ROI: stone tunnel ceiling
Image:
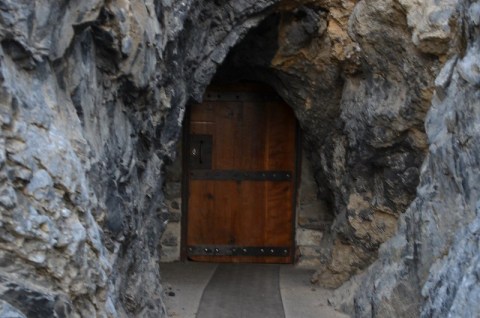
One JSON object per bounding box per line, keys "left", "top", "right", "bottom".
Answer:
{"left": 0, "top": 0, "right": 479, "bottom": 317}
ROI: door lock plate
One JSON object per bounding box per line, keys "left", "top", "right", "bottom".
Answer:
{"left": 189, "top": 134, "right": 212, "bottom": 169}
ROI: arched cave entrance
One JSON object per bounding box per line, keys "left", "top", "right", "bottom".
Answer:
{"left": 161, "top": 2, "right": 428, "bottom": 288}
{"left": 160, "top": 10, "right": 337, "bottom": 268}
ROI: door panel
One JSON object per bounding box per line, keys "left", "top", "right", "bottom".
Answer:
{"left": 186, "top": 87, "right": 297, "bottom": 263}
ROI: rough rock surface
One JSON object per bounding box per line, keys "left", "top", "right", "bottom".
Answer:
{"left": 215, "top": 0, "right": 438, "bottom": 288}
{"left": 0, "top": 0, "right": 478, "bottom": 317}
{"left": 353, "top": 1, "right": 480, "bottom": 316}
{"left": 0, "top": 1, "right": 279, "bottom": 317}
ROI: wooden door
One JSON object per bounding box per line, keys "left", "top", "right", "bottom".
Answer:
{"left": 185, "top": 85, "right": 297, "bottom": 263}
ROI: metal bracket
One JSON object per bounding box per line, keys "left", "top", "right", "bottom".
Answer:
{"left": 187, "top": 245, "right": 290, "bottom": 257}
{"left": 189, "top": 134, "right": 212, "bottom": 169}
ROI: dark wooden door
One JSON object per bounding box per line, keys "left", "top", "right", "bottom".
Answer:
{"left": 185, "top": 85, "right": 297, "bottom": 263}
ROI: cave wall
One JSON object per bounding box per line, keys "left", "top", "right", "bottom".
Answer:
{"left": 213, "top": 0, "right": 442, "bottom": 288}
{"left": 353, "top": 1, "right": 480, "bottom": 316}
{"left": 0, "top": 0, "right": 478, "bottom": 317}
{"left": 0, "top": 1, "right": 279, "bottom": 317}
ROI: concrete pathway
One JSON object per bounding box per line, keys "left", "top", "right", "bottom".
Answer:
{"left": 160, "top": 262, "right": 350, "bottom": 318}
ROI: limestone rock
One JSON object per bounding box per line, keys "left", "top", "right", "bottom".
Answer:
{"left": 352, "top": 1, "right": 480, "bottom": 316}
{"left": 0, "top": 0, "right": 280, "bottom": 316}
{"left": 0, "top": 300, "right": 26, "bottom": 318}
{"left": 215, "top": 0, "right": 439, "bottom": 288}
{"left": 0, "top": 276, "right": 72, "bottom": 318}
{"left": 0, "top": 0, "right": 478, "bottom": 317}
{"left": 399, "top": 0, "right": 461, "bottom": 55}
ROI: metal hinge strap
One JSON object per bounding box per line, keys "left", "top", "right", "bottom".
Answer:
{"left": 190, "top": 170, "right": 292, "bottom": 181}
{"left": 187, "top": 245, "right": 290, "bottom": 257}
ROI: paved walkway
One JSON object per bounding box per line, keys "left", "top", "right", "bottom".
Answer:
{"left": 159, "top": 262, "right": 350, "bottom": 318}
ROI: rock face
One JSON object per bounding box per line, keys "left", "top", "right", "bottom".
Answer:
{"left": 214, "top": 0, "right": 438, "bottom": 288}
{"left": 0, "top": 0, "right": 478, "bottom": 317}
{"left": 0, "top": 1, "right": 279, "bottom": 317}
{"left": 353, "top": 1, "right": 480, "bottom": 316}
